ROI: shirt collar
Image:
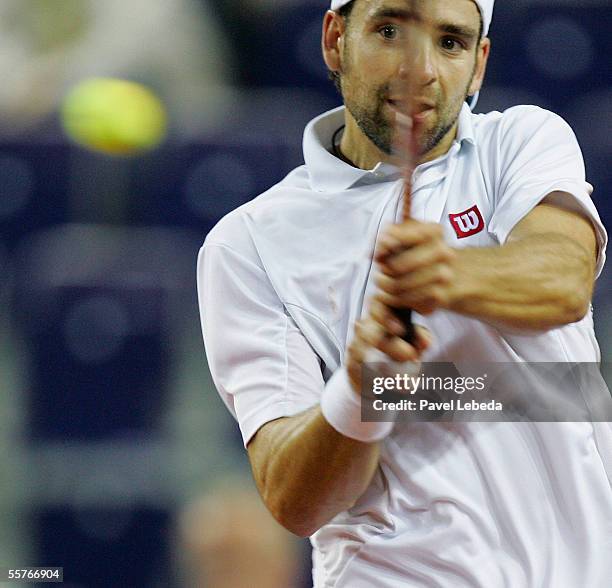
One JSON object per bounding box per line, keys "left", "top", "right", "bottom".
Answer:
{"left": 303, "top": 103, "right": 476, "bottom": 193}
{"left": 456, "top": 101, "right": 476, "bottom": 146}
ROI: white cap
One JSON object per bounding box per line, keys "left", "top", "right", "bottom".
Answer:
{"left": 330, "top": 0, "right": 494, "bottom": 36}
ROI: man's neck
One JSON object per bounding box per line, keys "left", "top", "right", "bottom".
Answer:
{"left": 339, "top": 109, "right": 458, "bottom": 170}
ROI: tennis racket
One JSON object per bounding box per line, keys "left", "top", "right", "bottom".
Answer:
{"left": 393, "top": 116, "right": 419, "bottom": 345}
{"left": 388, "top": 11, "right": 425, "bottom": 345}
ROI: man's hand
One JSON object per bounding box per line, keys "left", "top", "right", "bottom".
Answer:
{"left": 346, "top": 298, "right": 432, "bottom": 392}
{"left": 373, "top": 201, "right": 598, "bottom": 330}
{"left": 374, "top": 220, "right": 458, "bottom": 316}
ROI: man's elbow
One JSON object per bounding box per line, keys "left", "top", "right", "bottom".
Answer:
{"left": 562, "top": 297, "right": 590, "bottom": 325}
{"left": 541, "top": 269, "right": 593, "bottom": 328}
{"left": 514, "top": 290, "right": 591, "bottom": 331}
{"left": 275, "top": 512, "right": 322, "bottom": 538}
{"left": 550, "top": 236, "right": 596, "bottom": 326}
{"left": 249, "top": 438, "right": 328, "bottom": 537}
{"left": 264, "top": 493, "right": 327, "bottom": 538}
{"left": 560, "top": 286, "right": 591, "bottom": 325}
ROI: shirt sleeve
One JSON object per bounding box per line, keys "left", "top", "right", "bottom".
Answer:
{"left": 487, "top": 106, "right": 607, "bottom": 278}
{"left": 197, "top": 242, "right": 324, "bottom": 446}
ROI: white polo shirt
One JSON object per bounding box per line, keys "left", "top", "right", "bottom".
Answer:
{"left": 198, "top": 104, "right": 611, "bottom": 587}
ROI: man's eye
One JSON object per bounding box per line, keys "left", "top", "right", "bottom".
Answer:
{"left": 441, "top": 37, "right": 462, "bottom": 51}
{"left": 379, "top": 25, "right": 399, "bottom": 40}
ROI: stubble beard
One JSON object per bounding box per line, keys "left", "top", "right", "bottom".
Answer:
{"left": 342, "top": 77, "right": 474, "bottom": 158}
{"left": 344, "top": 84, "right": 395, "bottom": 155}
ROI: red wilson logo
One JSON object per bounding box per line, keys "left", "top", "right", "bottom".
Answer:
{"left": 449, "top": 205, "right": 485, "bottom": 238}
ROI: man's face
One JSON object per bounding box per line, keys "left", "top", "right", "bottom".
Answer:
{"left": 336, "top": 0, "right": 487, "bottom": 158}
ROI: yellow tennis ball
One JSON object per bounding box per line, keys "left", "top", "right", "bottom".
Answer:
{"left": 61, "top": 78, "right": 168, "bottom": 155}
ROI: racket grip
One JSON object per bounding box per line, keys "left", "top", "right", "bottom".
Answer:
{"left": 394, "top": 307, "right": 416, "bottom": 344}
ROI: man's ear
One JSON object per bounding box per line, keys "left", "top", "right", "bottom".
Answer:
{"left": 322, "top": 10, "right": 346, "bottom": 73}
{"left": 468, "top": 37, "right": 491, "bottom": 97}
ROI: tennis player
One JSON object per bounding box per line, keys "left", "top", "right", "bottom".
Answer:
{"left": 198, "top": 0, "right": 612, "bottom": 585}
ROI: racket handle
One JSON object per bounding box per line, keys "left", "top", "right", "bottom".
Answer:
{"left": 394, "top": 307, "right": 416, "bottom": 344}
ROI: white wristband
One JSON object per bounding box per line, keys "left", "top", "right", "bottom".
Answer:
{"left": 321, "top": 367, "right": 395, "bottom": 443}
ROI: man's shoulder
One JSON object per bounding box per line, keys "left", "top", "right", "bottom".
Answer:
{"left": 471, "top": 104, "right": 572, "bottom": 142}
{"left": 204, "top": 162, "right": 311, "bottom": 250}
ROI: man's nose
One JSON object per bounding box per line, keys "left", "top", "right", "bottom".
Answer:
{"left": 399, "top": 36, "right": 436, "bottom": 87}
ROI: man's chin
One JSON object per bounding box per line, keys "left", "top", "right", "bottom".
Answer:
{"left": 391, "top": 117, "right": 438, "bottom": 153}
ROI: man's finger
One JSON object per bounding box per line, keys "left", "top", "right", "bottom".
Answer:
{"left": 369, "top": 298, "right": 406, "bottom": 336}
{"left": 375, "top": 287, "right": 451, "bottom": 315}
{"left": 413, "top": 325, "right": 434, "bottom": 351}
{"left": 374, "top": 221, "right": 442, "bottom": 262}
{"left": 376, "top": 264, "right": 454, "bottom": 294}
{"left": 356, "top": 319, "right": 420, "bottom": 362}
{"left": 379, "top": 241, "right": 456, "bottom": 276}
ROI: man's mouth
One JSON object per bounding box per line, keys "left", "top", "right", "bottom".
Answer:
{"left": 387, "top": 99, "right": 435, "bottom": 122}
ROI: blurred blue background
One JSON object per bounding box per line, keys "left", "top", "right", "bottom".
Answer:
{"left": 0, "top": 1, "right": 610, "bottom": 586}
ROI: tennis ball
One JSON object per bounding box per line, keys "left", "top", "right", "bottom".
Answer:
{"left": 61, "top": 78, "right": 168, "bottom": 155}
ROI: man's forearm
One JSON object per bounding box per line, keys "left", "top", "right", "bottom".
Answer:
{"left": 449, "top": 233, "right": 595, "bottom": 330}
{"left": 248, "top": 406, "right": 380, "bottom": 537}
